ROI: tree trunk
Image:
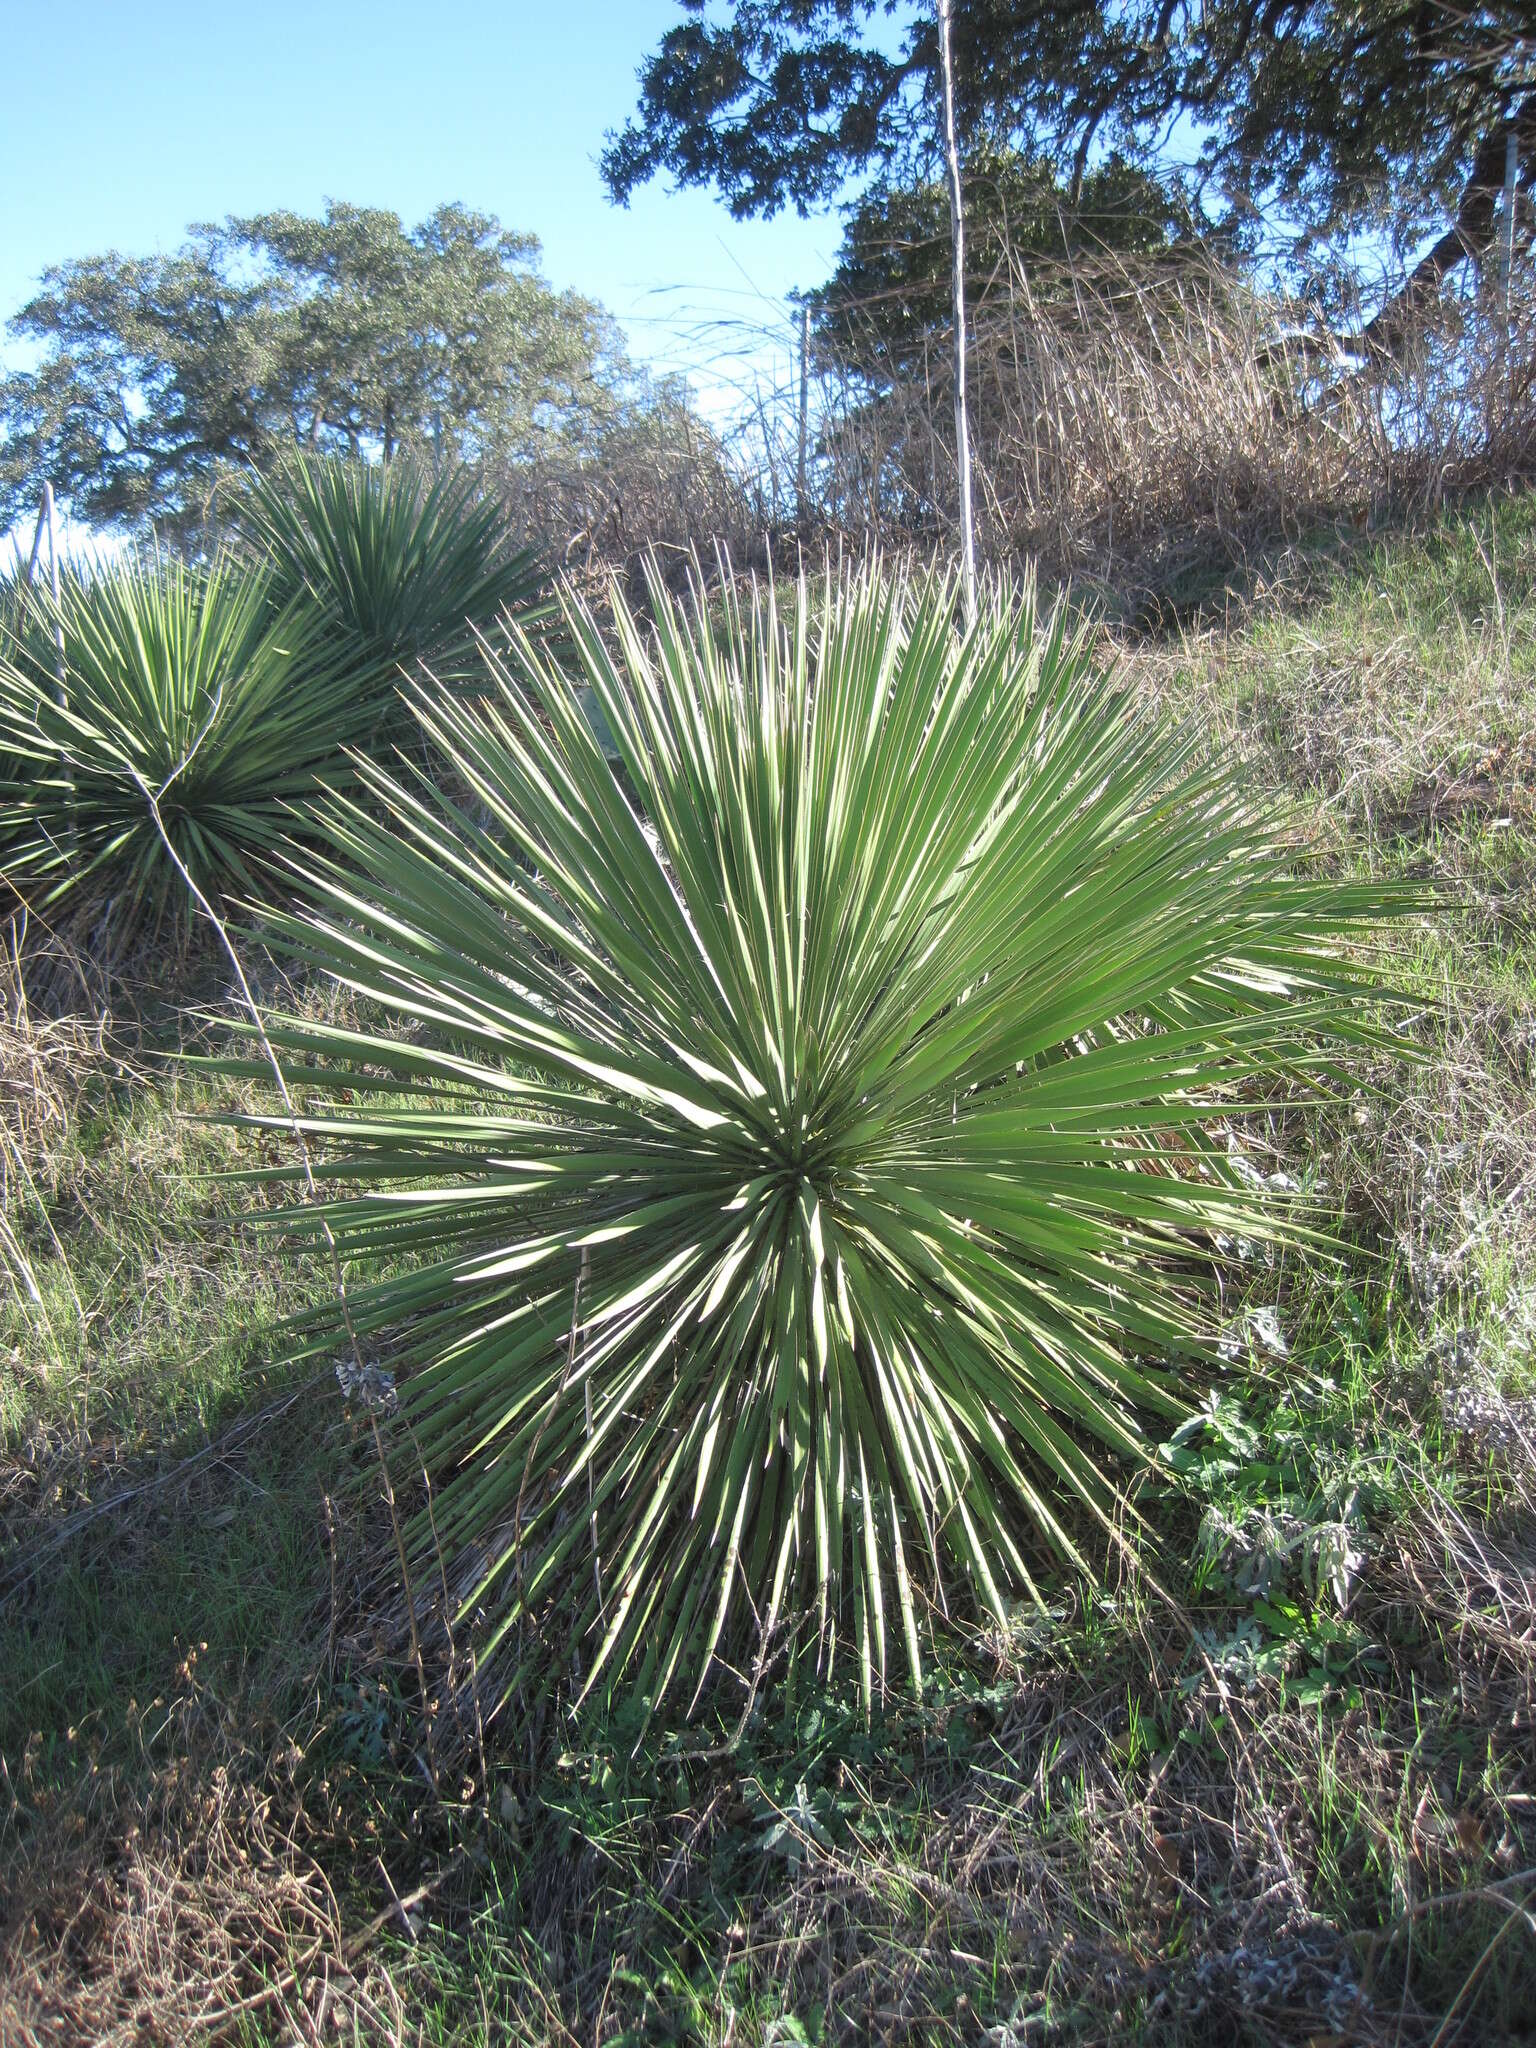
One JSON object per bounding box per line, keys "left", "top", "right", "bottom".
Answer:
{"left": 1359, "top": 96, "right": 1536, "bottom": 358}
{"left": 1502, "top": 125, "right": 1520, "bottom": 311}
{"left": 937, "top": 0, "right": 977, "bottom": 630}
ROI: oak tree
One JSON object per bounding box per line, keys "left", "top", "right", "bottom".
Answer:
{"left": 604, "top": 0, "right": 1536, "bottom": 345}
{"left": 1, "top": 202, "right": 620, "bottom": 533}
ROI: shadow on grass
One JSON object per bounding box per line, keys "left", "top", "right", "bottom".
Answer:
{"left": 3, "top": 1316, "right": 1532, "bottom": 2047}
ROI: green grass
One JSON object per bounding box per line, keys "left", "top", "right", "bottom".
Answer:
{"left": 3, "top": 499, "right": 1535, "bottom": 2046}
{"left": 1189, "top": 490, "right": 1536, "bottom": 818}
{"left": 1, "top": 1079, "right": 304, "bottom": 1446}
{"left": 0, "top": 1064, "right": 343, "bottom": 1782}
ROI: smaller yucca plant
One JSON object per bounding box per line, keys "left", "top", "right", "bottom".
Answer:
{"left": 0, "top": 577, "right": 36, "bottom": 851}
{"left": 229, "top": 564, "right": 1403, "bottom": 1722}
{"left": 251, "top": 456, "right": 550, "bottom": 690}
{"left": 0, "top": 550, "right": 373, "bottom": 945}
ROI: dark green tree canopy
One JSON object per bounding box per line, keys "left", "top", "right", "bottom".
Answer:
{"left": 809, "top": 144, "right": 1209, "bottom": 375}
{"left": 0, "top": 202, "right": 621, "bottom": 534}
{"left": 605, "top": 1, "right": 1536, "bottom": 329}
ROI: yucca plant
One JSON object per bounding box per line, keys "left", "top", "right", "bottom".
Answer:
{"left": 0, "top": 577, "right": 34, "bottom": 852}
{"left": 232, "top": 564, "right": 1402, "bottom": 1720}
{"left": 0, "top": 549, "right": 375, "bottom": 945}
{"left": 251, "top": 455, "right": 550, "bottom": 691}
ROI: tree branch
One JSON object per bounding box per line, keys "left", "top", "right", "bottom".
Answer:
{"left": 1357, "top": 93, "right": 1536, "bottom": 357}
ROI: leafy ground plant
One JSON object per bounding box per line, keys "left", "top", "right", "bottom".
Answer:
{"left": 251, "top": 453, "right": 550, "bottom": 692}
{"left": 227, "top": 562, "right": 1410, "bottom": 1721}
{"left": 0, "top": 549, "right": 375, "bottom": 953}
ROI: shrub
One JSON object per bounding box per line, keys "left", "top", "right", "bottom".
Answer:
{"left": 234, "top": 564, "right": 1403, "bottom": 1718}
{"left": 251, "top": 455, "right": 551, "bottom": 692}
{"left": 0, "top": 549, "right": 373, "bottom": 947}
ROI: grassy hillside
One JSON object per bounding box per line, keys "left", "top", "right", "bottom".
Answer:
{"left": 2, "top": 502, "right": 1533, "bottom": 2046}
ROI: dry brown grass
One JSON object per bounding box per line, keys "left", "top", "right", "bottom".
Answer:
{"left": 705, "top": 246, "right": 1536, "bottom": 618}
{"left": 0, "top": 1377, "right": 447, "bottom": 2048}
{"left": 0, "top": 928, "right": 110, "bottom": 1152}
{"left": 2, "top": 1720, "right": 349, "bottom": 2048}
{"left": 487, "top": 390, "right": 759, "bottom": 602}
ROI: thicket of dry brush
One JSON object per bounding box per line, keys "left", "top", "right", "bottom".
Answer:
{"left": 680, "top": 245, "right": 1536, "bottom": 609}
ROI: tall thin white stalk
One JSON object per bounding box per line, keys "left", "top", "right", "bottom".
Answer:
{"left": 796, "top": 302, "right": 811, "bottom": 530}
{"left": 937, "top": 0, "right": 977, "bottom": 628}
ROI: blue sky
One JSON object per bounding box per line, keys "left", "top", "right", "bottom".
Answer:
{"left": 2, "top": 0, "right": 846, "bottom": 407}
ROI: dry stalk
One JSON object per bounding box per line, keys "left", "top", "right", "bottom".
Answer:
{"left": 123, "top": 760, "right": 461, "bottom": 1790}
